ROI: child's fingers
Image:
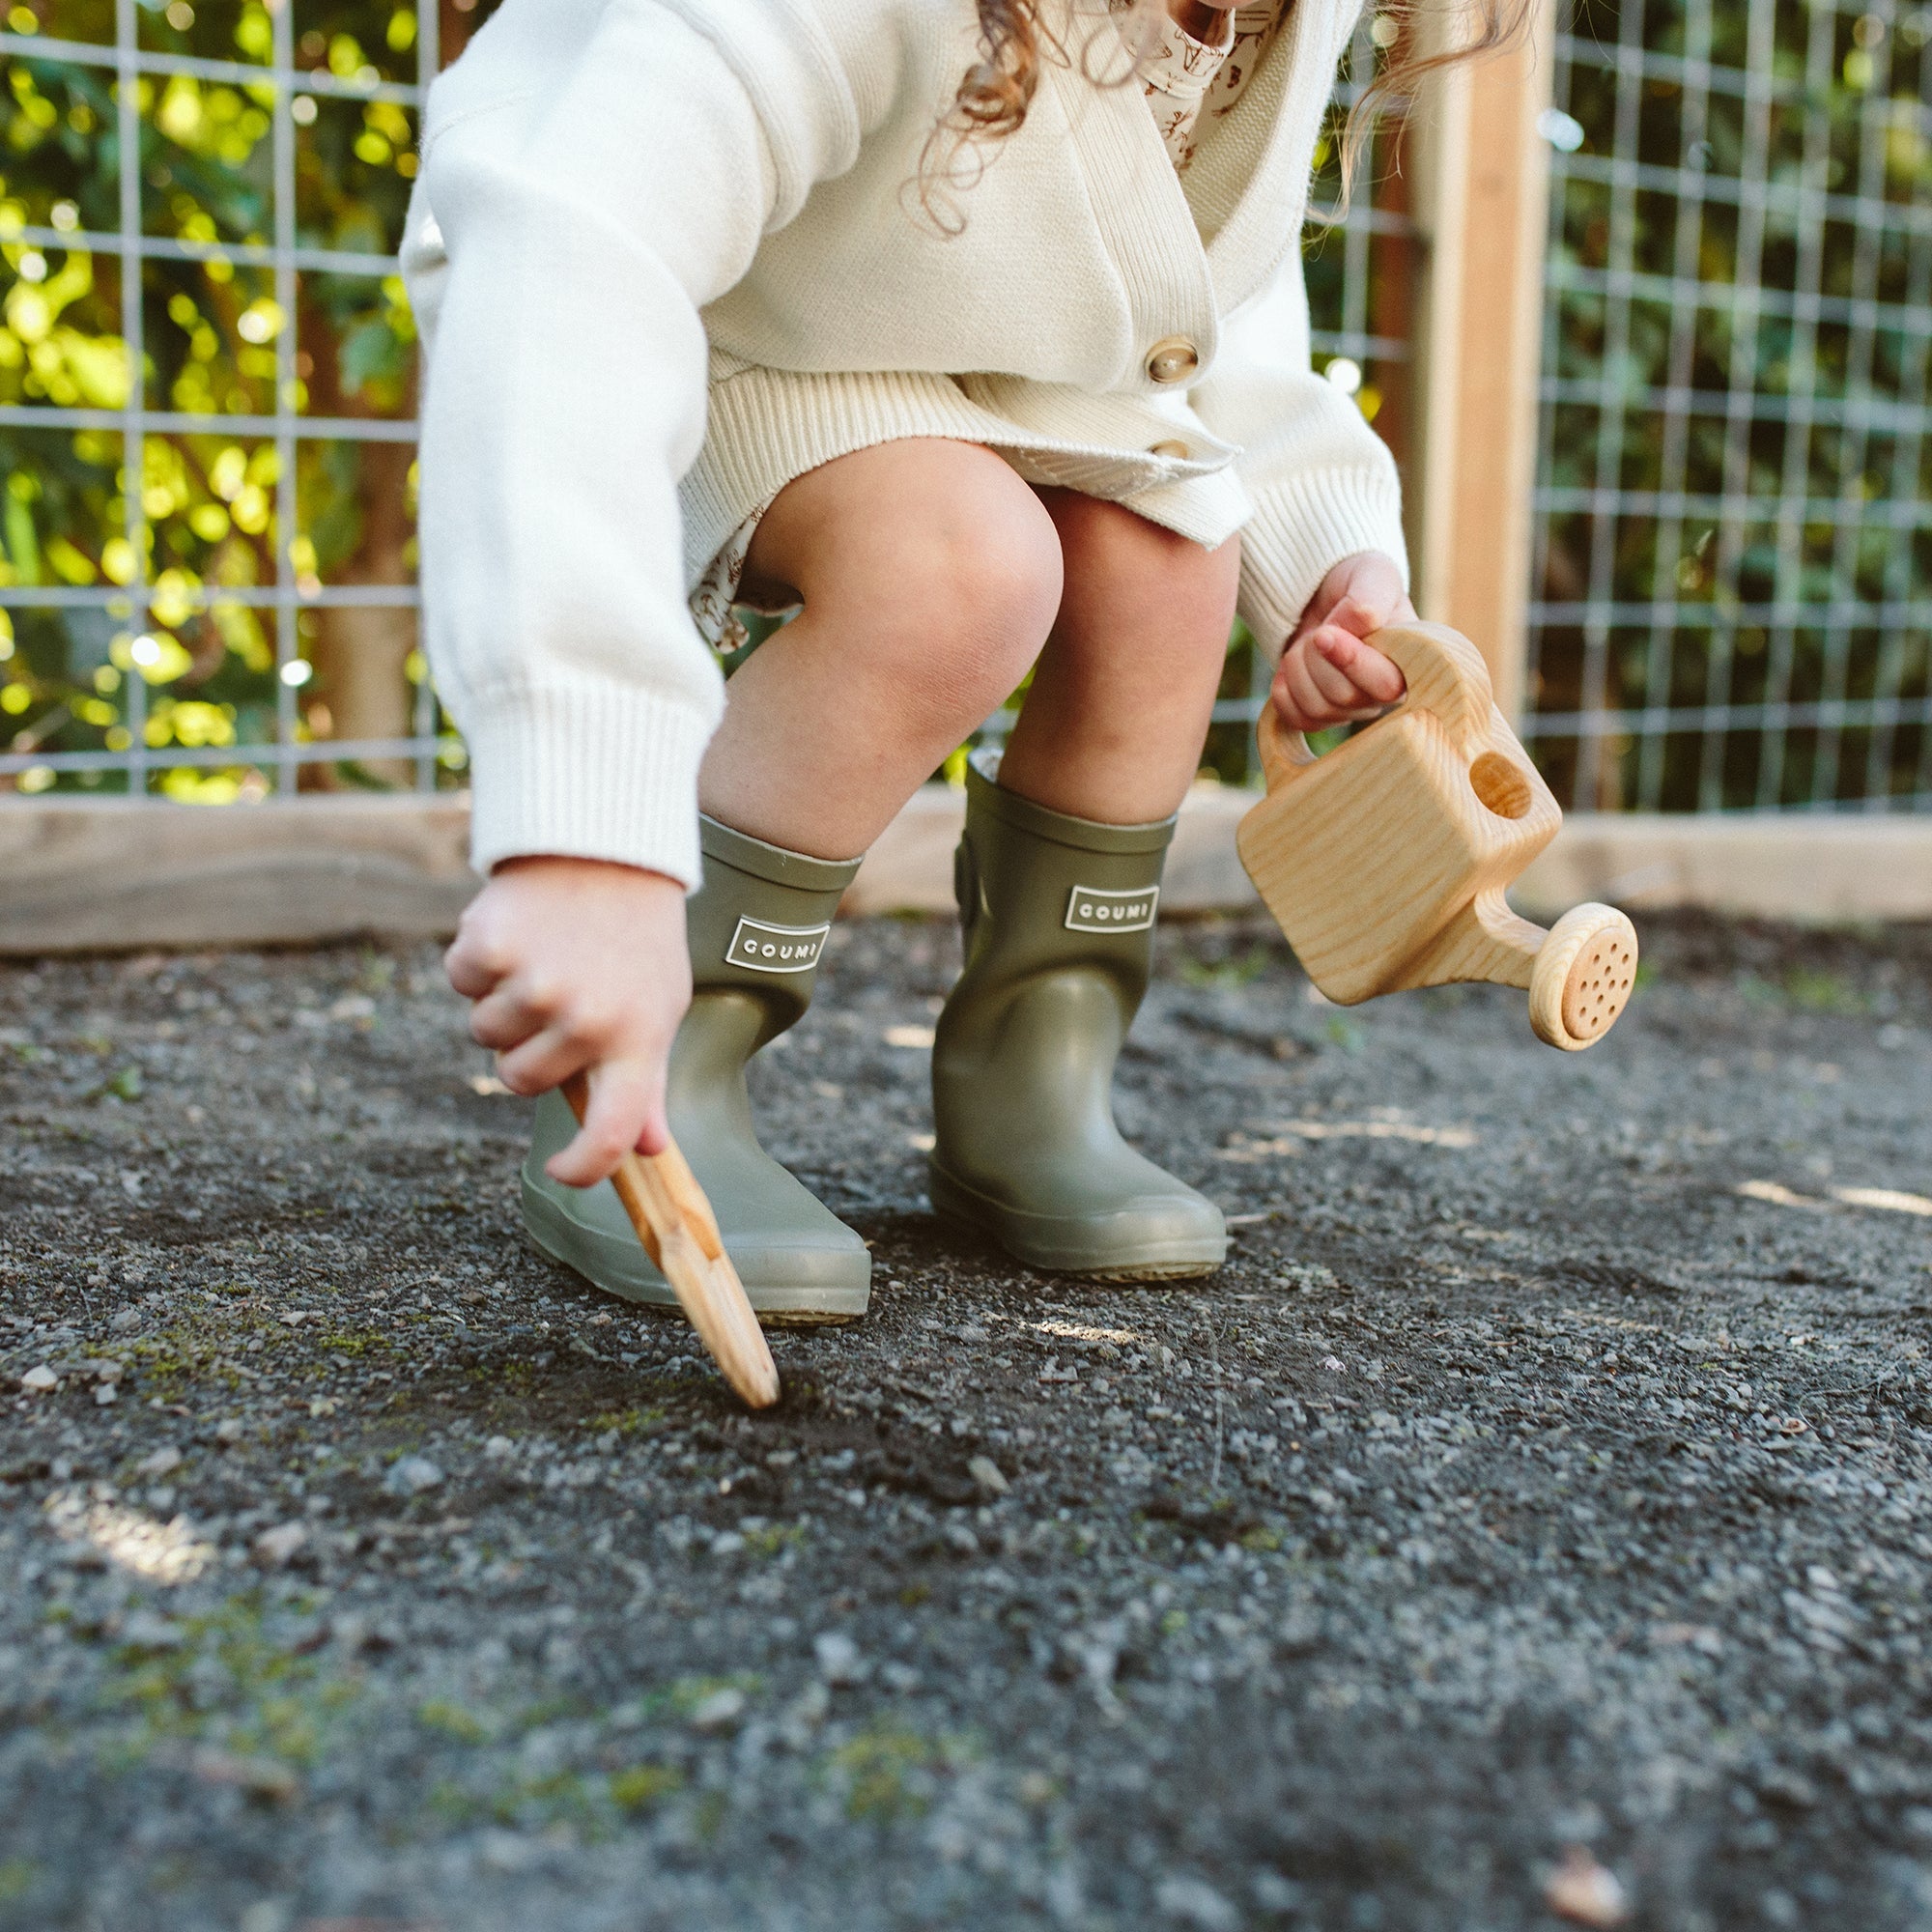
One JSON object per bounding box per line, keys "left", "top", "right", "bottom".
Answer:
{"left": 546, "top": 1058, "right": 669, "bottom": 1186}
{"left": 1321, "top": 594, "right": 1390, "bottom": 640}
{"left": 467, "top": 976, "right": 553, "bottom": 1052}
{"left": 1274, "top": 646, "right": 1378, "bottom": 731}
{"left": 443, "top": 927, "right": 507, "bottom": 1001}
{"left": 493, "top": 1022, "right": 586, "bottom": 1097}
{"left": 1310, "top": 627, "right": 1406, "bottom": 704}
{"left": 1298, "top": 632, "right": 1393, "bottom": 715}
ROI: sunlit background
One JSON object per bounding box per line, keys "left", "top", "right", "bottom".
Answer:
{"left": 0, "top": 0, "right": 1927, "bottom": 811}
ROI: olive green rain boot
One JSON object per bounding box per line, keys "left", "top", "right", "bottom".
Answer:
{"left": 928, "top": 756, "right": 1227, "bottom": 1280}
{"left": 520, "top": 816, "right": 870, "bottom": 1322}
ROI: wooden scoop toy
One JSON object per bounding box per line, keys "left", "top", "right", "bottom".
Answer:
{"left": 560, "top": 1072, "right": 780, "bottom": 1409}
{"left": 1236, "top": 622, "right": 1636, "bottom": 1050}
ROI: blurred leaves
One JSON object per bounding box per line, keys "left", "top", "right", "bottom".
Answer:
{"left": 0, "top": 0, "right": 436, "bottom": 797}
{"left": 1532, "top": 0, "right": 1932, "bottom": 810}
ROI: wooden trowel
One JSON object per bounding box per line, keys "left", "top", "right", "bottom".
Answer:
{"left": 560, "top": 1071, "right": 779, "bottom": 1410}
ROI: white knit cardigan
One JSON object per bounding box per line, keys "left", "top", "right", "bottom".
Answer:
{"left": 403, "top": 0, "right": 1406, "bottom": 888}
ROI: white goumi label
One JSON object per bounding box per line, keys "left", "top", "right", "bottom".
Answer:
{"left": 1064, "top": 884, "right": 1159, "bottom": 934}
{"left": 724, "top": 916, "right": 831, "bottom": 974}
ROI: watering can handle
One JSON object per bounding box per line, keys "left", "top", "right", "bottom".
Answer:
{"left": 1255, "top": 702, "right": 1319, "bottom": 790}
{"left": 1255, "top": 621, "right": 1499, "bottom": 794}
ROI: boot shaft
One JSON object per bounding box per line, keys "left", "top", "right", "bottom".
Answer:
{"left": 668, "top": 816, "right": 862, "bottom": 1123}
{"left": 949, "top": 755, "right": 1177, "bottom": 1021}
{"left": 935, "top": 758, "right": 1176, "bottom": 1149}
{"left": 686, "top": 815, "right": 861, "bottom": 1024}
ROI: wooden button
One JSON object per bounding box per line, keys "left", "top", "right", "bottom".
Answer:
{"left": 1145, "top": 336, "right": 1200, "bottom": 385}
{"left": 1149, "top": 438, "right": 1191, "bottom": 459}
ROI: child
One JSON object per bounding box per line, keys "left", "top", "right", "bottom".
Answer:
{"left": 403, "top": 0, "right": 1487, "bottom": 1321}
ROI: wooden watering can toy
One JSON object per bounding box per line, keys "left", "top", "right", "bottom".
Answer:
{"left": 1236, "top": 622, "right": 1637, "bottom": 1052}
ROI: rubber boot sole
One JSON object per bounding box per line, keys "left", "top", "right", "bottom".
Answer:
{"left": 521, "top": 1171, "right": 870, "bottom": 1325}
{"left": 927, "top": 1159, "right": 1224, "bottom": 1282}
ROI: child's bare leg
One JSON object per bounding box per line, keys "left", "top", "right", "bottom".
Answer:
{"left": 997, "top": 490, "right": 1240, "bottom": 825}
{"left": 698, "top": 439, "right": 1064, "bottom": 857}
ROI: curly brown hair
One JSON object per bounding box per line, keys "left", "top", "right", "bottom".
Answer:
{"left": 914, "top": 0, "right": 1065, "bottom": 232}
{"left": 917, "top": 0, "right": 1537, "bottom": 229}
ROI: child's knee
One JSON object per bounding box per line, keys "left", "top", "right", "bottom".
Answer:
{"left": 927, "top": 468, "right": 1066, "bottom": 657}
{"left": 899, "top": 464, "right": 1063, "bottom": 701}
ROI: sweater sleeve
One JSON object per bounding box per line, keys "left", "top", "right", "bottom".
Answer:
{"left": 1188, "top": 245, "right": 1409, "bottom": 661}
{"left": 404, "top": 0, "right": 862, "bottom": 888}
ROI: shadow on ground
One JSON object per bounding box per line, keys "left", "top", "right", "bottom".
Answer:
{"left": 1, "top": 912, "right": 1930, "bottom": 1931}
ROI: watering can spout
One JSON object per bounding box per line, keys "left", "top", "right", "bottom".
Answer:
{"left": 1236, "top": 623, "right": 1639, "bottom": 1051}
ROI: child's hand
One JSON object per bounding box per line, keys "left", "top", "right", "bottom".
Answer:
{"left": 444, "top": 857, "right": 692, "bottom": 1186}
{"left": 1271, "top": 551, "right": 1414, "bottom": 733}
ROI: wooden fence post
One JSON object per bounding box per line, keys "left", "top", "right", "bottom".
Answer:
{"left": 1409, "top": 0, "right": 1556, "bottom": 724}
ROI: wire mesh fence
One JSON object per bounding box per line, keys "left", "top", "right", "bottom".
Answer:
{"left": 23, "top": 4, "right": 1913, "bottom": 817}
{"left": 0, "top": 0, "right": 444, "bottom": 801}
{"left": 1525, "top": 0, "right": 1932, "bottom": 812}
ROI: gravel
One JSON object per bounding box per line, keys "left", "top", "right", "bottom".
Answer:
{"left": 1, "top": 911, "right": 1930, "bottom": 1930}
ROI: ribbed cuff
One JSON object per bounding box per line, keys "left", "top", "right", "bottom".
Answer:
{"left": 1236, "top": 467, "right": 1410, "bottom": 661}
{"left": 463, "top": 678, "right": 718, "bottom": 890}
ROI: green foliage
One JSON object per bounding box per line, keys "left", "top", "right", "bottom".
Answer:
{"left": 1, "top": 0, "right": 440, "bottom": 798}
{"left": 1534, "top": 0, "right": 1932, "bottom": 809}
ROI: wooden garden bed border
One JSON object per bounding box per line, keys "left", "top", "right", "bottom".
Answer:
{"left": 3, "top": 789, "right": 1927, "bottom": 955}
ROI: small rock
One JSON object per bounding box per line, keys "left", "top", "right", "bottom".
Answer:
{"left": 1154, "top": 1873, "right": 1239, "bottom": 1931}
{"left": 109, "top": 1309, "right": 141, "bottom": 1332}
{"left": 190, "top": 1747, "right": 300, "bottom": 1804}
{"left": 1545, "top": 1846, "right": 1629, "bottom": 1928}
{"left": 96, "top": 1361, "right": 124, "bottom": 1383}
{"left": 385, "top": 1456, "right": 444, "bottom": 1496}
{"left": 688, "top": 1685, "right": 747, "bottom": 1731}
{"left": 214, "top": 1419, "right": 245, "bottom": 1444}
{"left": 94, "top": 1382, "right": 118, "bottom": 1406}
{"left": 328, "top": 1613, "right": 397, "bottom": 1656}
{"left": 813, "top": 1632, "right": 864, "bottom": 1684}
{"left": 121, "top": 1609, "right": 185, "bottom": 1651}
{"left": 136, "top": 1446, "right": 183, "bottom": 1478}
{"left": 20, "top": 1366, "right": 57, "bottom": 1393}
{"left": 1251, "top": 1871, "right": 1305, "bottom": 1913}
{"left": 483, "top": 1435, "right": 515, "bottom": 1458}
{"left": 254, "top": 1522, "right": 308, "bottom": 1568}
{"left": 967, "top": 1455, "right": 1010, "bottom": 1496}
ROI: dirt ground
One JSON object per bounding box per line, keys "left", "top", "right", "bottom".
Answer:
{"left": 1, "top": 909, "right": 1930, "bottom": 1931}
